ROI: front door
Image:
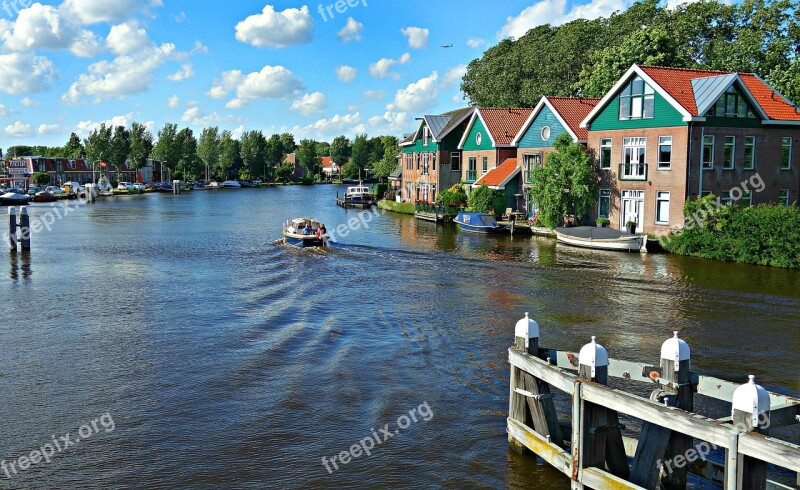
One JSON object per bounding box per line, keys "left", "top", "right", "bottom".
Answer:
{"left": 621, "top": 190, "right": 644, "bottom": 233}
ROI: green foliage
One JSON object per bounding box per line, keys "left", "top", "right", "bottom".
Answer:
{"left": 128, "top": 122, "right": 154, "bottom": 170}
{"left": 330, "top": 136, "right": 351, "bottom": 164}
{"left": 197, "top": 127, "right": 220, "bottom": 179}
{"left": 596, "top": 217, "right": 610, "bottom": 226}
{"left": 378, "top": 200, "right": 416, "bottom": 215}
{"left": 297, "top": 139, "right": 319, "bottom": 175}
{"left": 176, "top": 127, "right": 199, "bottom": 178}
{"left": 350, "top": 134, "right": 370, "bottom": 175}
{"left": 217, "top": 130, "right": 240, "bottom": 178}
{"left": 276, "top": 162, "right": 294, "bottom": 183}
{"left": 467, "top": 184, "right": 506, "bottom": 216}
{"left": 109, "top": 126, "right": 130, "bottom": 175}
{"left": 529, "top": 133, "right": 598, "bottom": 228}
{"left": 64, "top": 133, "right": 85, "bottom": 159}
{"left": 342, "top": 160, "right": 360, "bottom": 180}
{"left": 33, "top": 172, "right": 50, "bottom": 186}
{"left": 84, "top": 124, "right": 113, "bottom": 167}
{"left": 300, "top": 174, "right": 317, "bottom": 185}
{"left": 438, "top": 182, "right": 468, "bottom": 207}
{"left": 373, "top": 183, "right": 389, "bottom": 199}
{"left": 153, "top": 123, "right": 181, "bottom": 172}
{"left": 372, "top": 136, "right": 400, "bottom": 181}
{"left": 240, "top": 130, "right": 268, "bottom": 180}
{"left": 664, "top": 196, "right": 800, "bottom": 269}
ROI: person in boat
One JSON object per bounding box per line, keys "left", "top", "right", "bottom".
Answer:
{"left": 317, "top": 224, "right": 327, "bottom": 238}
{"left": 303, "top": 223, "right": 313, "bottom": 235}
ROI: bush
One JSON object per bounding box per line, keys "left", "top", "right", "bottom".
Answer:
{"left": 300, "top": 174, "right": 317, "bottom": 185}
{"left": 438, "top": 182, "right": 468, "bottom": 207}
{"left": 664, "top": 196, "right": 800, "bottom": 269}
{"left": 33, "top": 172, "right": 50, "bottom": 186}
{"left": 373, "top": 183, "right": 389, "bottom": 198}
{"left": 467, "top": 184, "right": 505, "bottom": 216}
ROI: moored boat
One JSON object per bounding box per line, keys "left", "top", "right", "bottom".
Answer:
{"left": 0, "top": 191, "right": 30, "bottom": 205}
{"left": 31, "top": 191, "right": 58, "bottom": 203}
{"left": 222, "top": 180, "right": 242, "bottom": 189}
{"left": 453, "top": 211, "right": 508, "bottom": 234}
{"left": 206, "top": 180, "right": 222, "bottom": 190}
{"left": 555, "top": 226, "right": 646, "bottom": 252}
{"left": 343, "top": 185, "right": 375, "bottom": 206}
{"left": 281, "top": 218, "right": 329, "bottom": 248}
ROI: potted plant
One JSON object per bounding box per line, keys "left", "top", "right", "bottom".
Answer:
{"left": 625, "top": 220, "right": 637, "bottom": 234}
{"left": 596, "top": 217, "right": 610, "bottom": 228}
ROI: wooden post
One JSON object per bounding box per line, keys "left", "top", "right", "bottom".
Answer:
{"left": 661, "top": 332, "right": 693, "bottom": 490}
{"left": 571, "top": 379, "right": 584, "bottom": 489}
{"left": 731, "top": 375, "right": 770, "bottom": 490}
{"left": 577, "top": 337, "right": 630, "bottom": 480}
{"left": 509, "top": 313, "right": 537, "bottom": 451}
{"left": 8, "top": 207, "right": 17, "bottom": 252}
{"left": 724, "top": 429, "right": 740, "bottom": 490}
{"left": 19, "top": 207, "right": 30, "bottom": 252}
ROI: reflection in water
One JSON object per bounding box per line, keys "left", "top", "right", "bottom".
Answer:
{"left": 8, "top": 250, "right": 31, "bottom": 280}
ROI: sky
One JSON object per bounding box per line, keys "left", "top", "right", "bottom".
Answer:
{"left": 0, "top": 0, "right": 680, "bottom": 149}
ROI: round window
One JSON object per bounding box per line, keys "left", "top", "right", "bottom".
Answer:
{"left": 476, "top": 132, "right": 482, "bottom": 146}
{"left": 541, "top": 126, "right": 551, "bottom": 141}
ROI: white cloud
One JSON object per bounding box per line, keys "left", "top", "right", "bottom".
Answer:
{"left": 291, "top": 92, "right": 327, "bottom": 116}
{"left": 369, "top": 53, "right": 411, "bottom": 80}
{"left": 288, "top": 112, "right": 366, "bottom": 141}
{"left": 38, "top": 123, "right": 61, "bottom": 135}
{"left": 207, "top": 65, "right": 304, "bottom": 107}
{"left": 336, "top": 65, "right": 357, "bottom": 83}
{"left": 180, "top": 106, "right": 241, "bottom": 127}
{"left": 61, "top": 0, "right": 163, "bottom": 25}
{"left": 21, "top": 97, "right": 40, "bottom": 107}
{"left": 225, "top": 98, "right": 247, "bottom": 110}
{"left": 0, "top": 53, "right": 57, "bottom": 95}
{"left": 168, "top": 63, "right": 194, "bottom": 81}
{"left": 106, "top": 19, "right": 150, "bottom": 55}
{"left": 4, "top": 121, "right": 33, "bottom": 138}
{"left": 444, "top": 65, "right": 467, "bottom": 84}
{"left": 401, "top": 27, "right": 429, "bottom": 49}
{"left": 363, "top": 90, "right": 385, "bottom": 100}
{"left": 173, "top": 11, "right": 186, "bottom": 23}
{"left": 0, "top": 101, "right": 12, "bottom": 118}
{"left": 235, "top": 5, "right": 313, "bottom": 48}
{"left": 337, "top": 17, "right": 363, "bottom": 42}
{"left": 368, "top": 111, "right": 411, "bottom": 134}
{"left": 499, "top": 0, "right": 629, "bottom": 38}
{"left": 467, "top": 37, "right": 486, "bottom": 48}
{"left": 74, "top": 113, "right": 152, "bottom": 136}
{"left": 0, "top": 3, "right": 100, "bottom": 57}
{"left": 167, "top": 95, "right": 179, "bottom": 108}
{"left": 387, "top": 71, "right": 441, "bottom": 113}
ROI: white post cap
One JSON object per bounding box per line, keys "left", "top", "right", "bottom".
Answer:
{"left": 731, "top": 375, "right": 771, "bottom": 428}
{"left": 515, "top": 312, "right": 539, "bottom": 348}
{"left": 660, "top": 331, "right": 691, "bottom": 370}
{"left": 579, "top": 336, "right": 609, "bottom": 378}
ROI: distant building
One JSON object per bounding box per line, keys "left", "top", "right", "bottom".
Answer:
{"left": 321, "top": 156, "right": 340, "bottom": 181}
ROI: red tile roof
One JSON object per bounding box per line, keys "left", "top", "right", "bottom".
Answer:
{"left": 475, "top": 158, "right": 519, "bottom": 187}
{"left": 479, "top": 108, "right": 534, "bottom": 146}
{"left": 546, "top": 97, "right": 600, "bottom": 140}
{"left": 321, "top": 156, "right": 333, "bottom": 168}
{"left": 639, "top": 65, "right": 800, "bottom": 121}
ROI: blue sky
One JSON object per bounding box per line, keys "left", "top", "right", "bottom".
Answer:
{"left": 0, "top": 0, "right": 648, "bottom": 148}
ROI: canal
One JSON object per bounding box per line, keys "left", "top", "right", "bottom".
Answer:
{"left": 1, "top": 186, "right": 798, "bottom": 489}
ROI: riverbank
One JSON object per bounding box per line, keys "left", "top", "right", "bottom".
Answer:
{"left": 377, "top": 199, "right": 415, "bottom": 215}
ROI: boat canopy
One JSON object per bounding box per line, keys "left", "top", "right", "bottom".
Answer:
{"left": 346, "top": 186, "right": 371, "bottom": 194}
{"left": 459, "top": 212, "right": 499, "bottom": 227}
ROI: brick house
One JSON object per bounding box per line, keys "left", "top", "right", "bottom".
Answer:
{"left": 581, "top": 64, "right": 800, "bottom": 235}
{"left": 458, "top": 108, "right": 533, "bottom": 189}
{"left": 512, "top": 96, "right": 600, "bottom": 215}
{"left": 399, "top": 107, "right": 473, "bottom": 203}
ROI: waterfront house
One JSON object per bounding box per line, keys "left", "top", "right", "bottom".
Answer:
{"left": 511, "top": 96, "right": 600, "bottom": 215}
{"left": 321, "top": 156, "right": 340, "bottom": 181}
{"left": 399, "top": 107, "right": 474, "bottom": 203}
{"left": 458, "top": 108, "right": 534, "bottom": 190}
{"left": 20, "top": 157, "right": 146, "bottom": 185}
{"left": 581, "top": 64, "right": 800, "bottom": 234}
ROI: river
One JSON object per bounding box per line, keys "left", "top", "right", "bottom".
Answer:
{"left": 1, "top": 186, "right": 798, "bottom": 489}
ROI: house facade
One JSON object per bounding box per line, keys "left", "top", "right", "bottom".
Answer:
{"left": 512, "top": 96, "right": 600, "bottom": 215}
{"left": 399, "top": 108, "right": 473, "bottom": 203}
{"left": 582, "top": 64, "right": 800, "bottom": 235}
{"left": 321, "top": 156, "right": 340, "bottom": 181}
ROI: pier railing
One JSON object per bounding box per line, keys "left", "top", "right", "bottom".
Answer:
{"left": 507, "top": 314, "right": 800, "bottom": 490}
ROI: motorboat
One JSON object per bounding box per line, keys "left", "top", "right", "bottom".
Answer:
{"left": 239, "top": 181, "right": 256, "bottom": 188}
{"left": 555, "top": 226, "right": 646, "bottom": 252}
{"left": 281, "top": 218, "right": 329, "bottom": 248}
{"left": 97, "top": 177, "right": 114, "bottom": 196}
{"left": 0, "top": 190, "right": 30, "bottom": 205}
{"left": 343, "top": 185, "right": 375, "bottom": 206}
{"left": 205, "top": 181, "right": 222, "bottom": 190}
{"left": 31, "top": 191, "right": 58, "bottom": 203}
{"left": 222, "top": 180, "right": 242, "bottom": 189}
{"left": 156, "top": 183, "right": 174, "bottom": 193}
{"left": 453, "top": 211, "right": 508, "bottom": 234}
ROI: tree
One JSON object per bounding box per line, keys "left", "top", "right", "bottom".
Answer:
{"left": 128, "top": 122, "right": 154, "bottom": 171}
{"left": 276, "top": 162, "right": 294, "bottom": 183}
{"left": 350, "top": 134, "right": 370, "bottom": 177}
{"left": 264, "top": 134, "right": 285, "bottom": 182}
{"left": 217, "top": 130, "right": 240, "bottom": 179}
{"left": 153, "top": 123, "right": 182, "bottom": 178}
{"left": 197, "top": 127, "right": 220, "bottom": 180}
{"left": 315, "top": 140, "right": 330, "bottom": 157}
{"left": 64, "top": 133, "right": 85, "bottom": 159}
{"left": 529, "top": 133, "right": 598, "bottom": 228}
{"left": 297, "top": 139, "right": 319, "bottom": 176}
{"left": 33, "top": 172, "right": 50, "bottom": 186}
{"left": 330, "top": 136, "right": 351, "bottom": 165}
{"left": 467, "top": 184, "right": 506, "bottom": 215}
{"left": 110, "top": 125, "right": 131, "bottom": 180}
{"left": 372, "top": 136, "right": 400, "bottom": 181}
{"left": 279, "top": 133, "right": 296, "bottom": 155}
{"left": 176, "top": 127, "right": 199, "bottom": 179}
{"left": 84, "top": 124, "right": 113, "bottom": 173}
{"left": 240, "top": 130, "right": 268, "bottom": 180}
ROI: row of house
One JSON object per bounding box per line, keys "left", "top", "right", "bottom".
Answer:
{"left": 398, "top": 64, "right": 800, "bottom": 235}
{"left": 0, "top": 157, "right": 166, "bottom": 187}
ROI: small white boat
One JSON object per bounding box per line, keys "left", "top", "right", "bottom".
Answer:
{"left": 281, "top": 218, "right": 329, "bottom": 248}
{"left": 555, "top": 226, "right": 646, "bottom": 252}
{"left": 205, "top": 181, "right": 222, "bottom": 190}
{"left": 344, "top": 185, "right": 375, "bottom": 205}
{"left": 97, "top": 177, "right": 114, "bottom": 196}
{"left": 222, "top": 180, "right": 242, "bottom": 189}
{"left": 0, "top": 191, "right": 29, "bottom": 205}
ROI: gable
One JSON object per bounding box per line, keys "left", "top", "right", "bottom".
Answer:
{"left": 462, "top": 116, "right": 494, "bottom": 151}
{"left": 402, "top": 121, "right": 439, "bottom": 153}
{"left": 518, "top": 105, "right": 569, "bottom": 149}
{"left": 589, "top": 83, "right": 685, "bottom": 131}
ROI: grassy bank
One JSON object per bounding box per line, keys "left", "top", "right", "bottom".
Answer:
{"left": 378, "top": 199, "right": 415, "bottom": 215}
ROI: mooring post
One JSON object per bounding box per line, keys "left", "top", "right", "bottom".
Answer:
{"left": 19, "top": 207, "right": 30, "bottom": 252}
{"left": 173, "top": 180, "right": 180, "bottom": 195}
{"left": 8, "top": 207, "right": 17, "bottom": 252}
{"left": 661, "top": 331, "right": 693, "bottom": 490}
{"left": 725, "top": 429, "right": 740, "bottom": 490}
{"left": 577, "top": 337, "right": 630, "bottom": 479}
{"left": 571, "top": 379, "right": 584, "bottom": 489}
{"left": 509, "top": 313, "right": 537, "bottom": 451}
{"left": 731, "top": 375, "right": 770, "bottom": 490}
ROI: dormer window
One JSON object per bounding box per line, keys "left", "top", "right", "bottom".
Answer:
{"left": 619, "top": 76, "right": 654, "bottom": 120}
{"left": 705, "top": 86, "right": 756, "bottom": 118}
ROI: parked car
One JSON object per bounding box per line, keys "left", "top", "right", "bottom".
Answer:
{"left": 27, "top": 186, "right": 41, "bottom": 196}
{"left": 117, "top": 182, "right": 134, "bottom": 192}
{"left": 132, "top": 183, "right": 145, "bottom": 192}
{"left": 45, "top": 186, "right": 67, "bottom": 198}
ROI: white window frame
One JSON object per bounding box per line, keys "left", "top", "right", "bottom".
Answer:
{"left": 779, "top": 189, "right": 790, "bottom": 207}
{"left": 423, "top": 127, "right": 430, "bottom": 147}
{"left": 482, "top": 156, "right": 488, "bottom": 174}
{"left": 781, "top": 137, "right": 792, "bottom": 170}
{"left": 422, "top": 153, "right": 429, "bottom": 176}
{"left": 450, "top": 152, "right": 461, "bottom": 172}
{"left": 622, "top": 137, "right": 647, "bottom": 179}
{"left": 743, "top": 136, "right": 755, "bottom": 170}
{"left": 702, "top": 135, "right": 715, "bottom": 169}
{"left": 658, "top": 136, "right": 672, "bottom": 170}
{"left": 599, "top": 139, "right": 612, "bottom": 170}
{"left": 721, "top": 191, "right": 732, "bottom": 206}
{"left": 742, "top": 191, "right": 753, "bottom": 206}
{"left": 656, "top": 191, "right": 670, "bottom": 225}
{"left": 723, "top": 136, "right": 735, "bottom": 170}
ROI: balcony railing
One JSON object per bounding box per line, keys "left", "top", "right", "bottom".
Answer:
{"left": 466, "top": 170, "right": 477, "bottom": 182}
{"left": 619, "top": 162, "right": 648, "bottom": 181}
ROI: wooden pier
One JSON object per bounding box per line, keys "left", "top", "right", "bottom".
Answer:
{"left": 507, "top": 314, "right": 800, "bottom": 490}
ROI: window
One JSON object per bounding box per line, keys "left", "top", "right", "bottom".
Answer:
{"left": 621, "top": 137, "right": 647, "bottom": 180}
{"left": 422, "top": 153, "right": 429, "bottom": 176}
{"left": 467, "top": 157, "right": 477, "bottom": 182}
{"left": 656, "top": 191, "right": 670, "bottom": 224}
{"left": 742, "top": 191, "right": 753, "bottom": 206}
{"left": 619, "top": 76, "right": 654, "bottom": 120}
{"left": 451, "top": 152, "right": 461, "bottom": 172}
{"left": 721, "top": 191, "right": 732, "bottom": 206}
{"left": 482, "top": 157, "right": 488, "bottom": 174}
{"left": 541, "top": 126, "right": 551, "bottom": 141}
{"left": 658, "top": 136, "right": 672, "bottom": 170}
{"left": 423, "top": 127, "right": 430, "bottom": 147}
{"left": 476, "top": 132, "right": 483, "bottom": 146}
{"left": 599, "top": 139, "right": 612, "bottom": 170}
{"left": 781, "top": 137, "right": 792, "bottom": 170}
{"left": 743, "top": 136, "right": 755, "bottom": 170}
{"left": 723, "top": 136, "right": 735, "bottom": 170}
{"left": 779, "top": 189, "right": 791, "bottom": 206}
{"left": 524, "top": 153, "right": 541, "bottom": 184}
{"left": 702, "top": 135, "right": 715, "bottom": 169}
{"left": 405, "top": 153, "right": 412, "bottom": 170}
{"left": 706, "top": 86, "right": 756, "bottom": 118}
{"left": 599, "top": 189, "right": 611, "bottom": 218}
{"left": 431, "top": 153, "right": 436, "bottom": 171}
